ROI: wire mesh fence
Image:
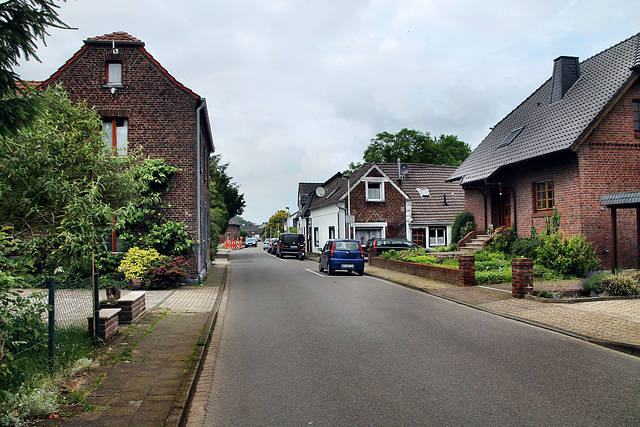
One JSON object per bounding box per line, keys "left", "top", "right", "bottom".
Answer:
{"left": 2, "top": 274, "right": 97, "bottom": 393}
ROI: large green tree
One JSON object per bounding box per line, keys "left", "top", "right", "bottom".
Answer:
{"left": 209, "top": 154, "right": 245, "bottom": 243}
{"left": 362, "top": 128, "right": 470, "bottom": 166}
{"left": 0, "top": 86, "right": 140, "bottom": 273}
{"left": 0, "top": 0, "right": 71, "bottom": 136}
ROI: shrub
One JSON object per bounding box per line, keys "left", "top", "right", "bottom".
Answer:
{"left": 475, "top": 268, "right": 512, "bottom": 285}
{"left": 537, "top": 290, "right": 554, "bottom": 298}
{"left": 451, "top": 211, "right": 475, "bottom": 244}
{"left": 597, "top": 270, "right": 640, "bottom": 296}
{"left": 511, "top": 237, "right": 541, "bottom": 260}
{"left": 535, "top": 232, "right": 600, "bottom": 278}
{"left": 379, "top": 250, "right": 400, "bottom": 260}
{"left": 117, "top": 247, "right": 162, "bottom": 280}
{"left": 143, "top": 255, "right": 188, "bottom": 290}
{"left": 488, "top": 228, "right": 516, "bottom": 254}
{"left": 533, "top": 265, "right": 562, "bottom": 281}
{"left": 580, "top": 270, "right": 610, "bottom": 293}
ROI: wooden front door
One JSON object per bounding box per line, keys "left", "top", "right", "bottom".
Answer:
{"left": 498, "top": 188, "right": 511, "bottom": 228}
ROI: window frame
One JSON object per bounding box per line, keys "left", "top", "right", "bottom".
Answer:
{"left": 365, "top": 180, "right": 385, "bottom": 202}
{"left": 428, "top": 227, "right": 447, "bottom": 247}
{"left": 102, "top": 118, "right": 128, "bottom": 156}
{"left": 633, "top": 100, "right": 640, "bottom": 134}
{"left": 106, "top": 62, "right": 122, "bottom": 86}
{"left": 534, "top": 180, "right": 555, "bottom": 212}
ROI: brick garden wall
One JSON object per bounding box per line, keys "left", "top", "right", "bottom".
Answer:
{"left": 369, "top": 254, "right": 475, "bottom": 286}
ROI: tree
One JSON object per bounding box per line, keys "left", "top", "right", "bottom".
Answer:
{"left": 267, "top": 210, "right": 287, "bottom": 237}
{"left": 0, "top": 86, "right": 140, "bottom": 273}
{"left": 0, "top": 0, "right": 72, "bottom": 136}
{"left": 209, "top": 154, "right": 245, "bottom": 247}
{"left": 361, "top": 128, "right": 470, "bottom": 166}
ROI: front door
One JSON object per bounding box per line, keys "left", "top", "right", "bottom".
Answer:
{"left": 498, "top": 188, "right": 511, "bottom": 228}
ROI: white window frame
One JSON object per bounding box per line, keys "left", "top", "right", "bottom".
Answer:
{"left": 428, "top": 227, "right": 447, "bottom": 247}
{"left": 365, "top": 180, "right": 385, "bottom": 202}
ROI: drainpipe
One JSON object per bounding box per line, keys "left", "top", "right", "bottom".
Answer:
{"left": 196, "top": 99, "right": 205, "bottom": 281}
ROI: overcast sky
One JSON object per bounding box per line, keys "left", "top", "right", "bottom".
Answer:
{"left": 15, "top": 0, "right": 640, "bottom": 223}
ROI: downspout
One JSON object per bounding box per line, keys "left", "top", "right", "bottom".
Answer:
{"left": 196, "top": 99, "right": 205, "bottom": 282}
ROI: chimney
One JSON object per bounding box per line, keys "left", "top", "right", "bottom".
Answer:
{"left": 550, "top": 56, "right": 580, "bottom": 104}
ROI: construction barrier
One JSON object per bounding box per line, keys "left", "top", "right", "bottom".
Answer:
{"left": 225, "top": 239, "right": 243, "bottom": 249}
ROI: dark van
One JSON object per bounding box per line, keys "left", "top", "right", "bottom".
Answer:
{"left": 276, "top": 233, "right": 306, "bottom": 260}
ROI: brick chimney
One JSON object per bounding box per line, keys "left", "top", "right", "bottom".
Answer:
{"left": 550, "top": 56, "right": 580, "bottom": 104}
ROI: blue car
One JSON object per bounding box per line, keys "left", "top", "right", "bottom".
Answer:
{"left": 319, "top": 239, "right": 365, "bottom": 276}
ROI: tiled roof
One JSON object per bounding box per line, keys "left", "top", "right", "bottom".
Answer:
{"left": 85, "top": 31, "right": 143, "bottom": 43}
{"left": 600, "top": 191, "right": 640, "bottom": 207}
{"left": 449, "top": 32, "right": 640, "bottom": 185}
{"left": 307, "top": 163, "right": 464, "bottom": 224}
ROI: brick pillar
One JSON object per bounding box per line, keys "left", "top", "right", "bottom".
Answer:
{"left": 512, "top": 258, "right": 533, "bottom": 298}
{"left": 458, "top": 255, "right": 475, "bottom": 287}
{"left": 368, "top": 248, "right": 378, "bottom": 265}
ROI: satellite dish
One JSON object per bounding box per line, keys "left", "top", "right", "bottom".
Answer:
{"left": 400, "top": 163, "right": 409, "bottom": 177}
{"left": 315, "top": 187, "right": 325, "bottom": 197}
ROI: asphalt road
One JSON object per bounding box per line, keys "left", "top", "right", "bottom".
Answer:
{"left": 204, "top": 247, "right": 640, "bottom": 426}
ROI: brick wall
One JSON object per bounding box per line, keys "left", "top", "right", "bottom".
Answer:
{"left": 41, "top": 42, "right": 211, "bottom": 277}
{"left": 350, "top": 179, "right": 407, "bottom": 238}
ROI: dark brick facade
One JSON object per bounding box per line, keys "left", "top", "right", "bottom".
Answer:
{"left": 349, "top": 179, "right": 407, "bottom": 238}
{"left": 39, "top": 33, "right": 214, "bottom": 279}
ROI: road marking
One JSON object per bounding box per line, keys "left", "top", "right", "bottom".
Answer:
{"left": 306, "top": 269, "right": 324, "bottom": 277}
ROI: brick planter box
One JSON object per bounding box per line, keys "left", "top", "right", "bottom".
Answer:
{"left": 88, "top": 308, "right": 121, "bottom": 341}
{"left": 117, "top": 291, "right": 146, "bottom": 324}
{"left": 369, "top": 256, "right": 475, "bottom": 286}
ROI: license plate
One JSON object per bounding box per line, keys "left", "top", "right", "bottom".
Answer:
{"left": 342, "top": 264, "right": 354, "bottom": 268}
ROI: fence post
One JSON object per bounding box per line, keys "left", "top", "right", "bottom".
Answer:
{"left": 48, "top": 277, "right": 55, "bottom": 374}
{"left": 93, "top": 271, "right": 100, "bottom": 341}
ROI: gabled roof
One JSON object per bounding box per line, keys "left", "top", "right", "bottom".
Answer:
{"left": 449, "top": 32, "right": 640, "bottom": 185}
{"left": 306, "top": 163, "right": 464, "bottom": 224}
{"left": 298, "top": 182, "right": 322, "bottom": 210}
{"left": 38, "top": 32, "right": 200, "bottom": 100}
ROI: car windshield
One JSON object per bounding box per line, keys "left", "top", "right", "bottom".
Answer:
{"left": 334, "top": 241, "right": 360, "bottom": 251}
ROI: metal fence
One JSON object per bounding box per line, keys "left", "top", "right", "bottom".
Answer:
{"left": 5, "top": 274, "right": 99, "bottom": 391}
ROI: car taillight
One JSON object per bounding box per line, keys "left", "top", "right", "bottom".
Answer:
{"left": 360, "top": 244, "right": 364, "bottom": 258}
{"left": 330, "top": 241, "right": 334, "bottom": 257}
{"left": 373, "top": 240, "right": 377, "bottom": 248}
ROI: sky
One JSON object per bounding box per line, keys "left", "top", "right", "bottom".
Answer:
{"left": 15, "top": 0, "right": 640, "bottom": 224}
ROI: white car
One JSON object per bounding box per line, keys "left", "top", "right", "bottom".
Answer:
{"left": 245, "top": 237, "right": 257, "bottom": 247}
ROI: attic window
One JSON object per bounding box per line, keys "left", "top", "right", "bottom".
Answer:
{"left": 416, "top": 188, "right": 430, "bottom": 198}
{"left": 497, "top": 126, "right": 525, "bottom": 149}
{"left": 106, "top": 62, "right": 122, "bottom": 85}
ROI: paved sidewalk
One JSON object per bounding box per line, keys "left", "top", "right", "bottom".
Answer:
{"left": 48, "top": 253, "right": 228, "bottom": 426}
{"left": 365, "top": 265, "right": 640, "bottom": 354}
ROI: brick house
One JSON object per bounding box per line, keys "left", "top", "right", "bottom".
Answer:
{"left": 37, "top": 32, "right": 214, "bottom": 281}
{"left": 448, "top": 33, "right": 640, "bottom": 269}
{"left": 297, "top": 163, "right": 464, "bottom": 252}
{"left": 220, "top": 217, "right": 242, "bottom": 244}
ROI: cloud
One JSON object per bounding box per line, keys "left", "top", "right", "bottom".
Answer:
{"left": 15, "top": 0, "right": 640, "bottom": 223}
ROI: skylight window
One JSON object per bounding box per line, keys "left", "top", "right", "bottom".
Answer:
{"left": 497, "top": 126, "right": 525, "bottom": 149}
{"left": 416, "top": 188, "right": 430, "bottom": 198}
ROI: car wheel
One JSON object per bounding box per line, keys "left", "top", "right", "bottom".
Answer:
{"left": 319, "top": 262, "right": 324, "bottom": 272}
{"left": 327, "top": 265, "right": 334, "bottom": 275}
{"left": 357, "top": 269, "right": 364, "bottom": 276}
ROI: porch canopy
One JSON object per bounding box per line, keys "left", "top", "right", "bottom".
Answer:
{"left": 600, "top": 190, "right": 640, "bottom": 271}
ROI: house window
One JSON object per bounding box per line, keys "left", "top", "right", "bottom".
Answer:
{"left": 535, "top": 180, "right": 554, "bottom": 211}
{"left": 106, "top": 62, "right": 122, "bottom": 85}
{"left": 412, "top": 229, "right": 425, "bottom": 247}
{"left": 633, "top": 100, "right": 640, "bottom": 133}
{"left": 429, "top": 227, "right": 446, "bottom": 247}
{"left": 102, "top": 118, "right": 128, "bottom": 155}
{"left": 328, "top": 226, "right": 335, "bottom": 240}
{"left": 314, "top": 227, "right": 319, "bottom": 247}
{"left": 366, "top": 181, "right": 384, "bottom": 202}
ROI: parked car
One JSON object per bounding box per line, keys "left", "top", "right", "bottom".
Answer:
{"left": 364, "top": 237, "right": 419, "bottom": 256}
{"left": 267, "top": 238, "right": 279, "bottom": 254}
{"left": 276, "top": 233, "right": 306, "bottom": 260}
{"left": 263, "top": 238, "right": 273, "bottom": 250}
{"left": 245, "top": 237, "right": 257, "bottom": 247}
{"left": 319, "top": 239, "right": 365, "bottom": 275}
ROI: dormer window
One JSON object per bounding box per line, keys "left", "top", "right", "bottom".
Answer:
{"left": 106, "top": 62, "right": 122, "bottom": 85}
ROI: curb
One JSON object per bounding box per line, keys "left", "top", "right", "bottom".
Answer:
{"left": 171, "top": 260, "right": 229, "bottom": 426}
{"left": 364, "top": 271, "right": 640, "bottom": 358}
